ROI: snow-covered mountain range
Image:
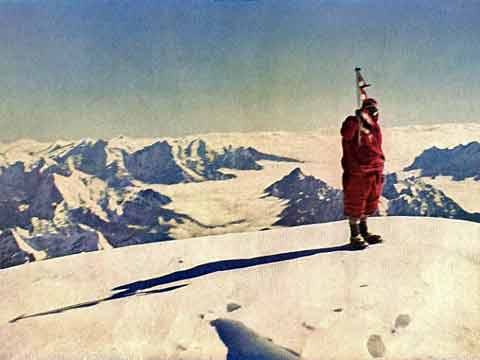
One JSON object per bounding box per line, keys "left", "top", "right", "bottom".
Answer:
{"left": 1, "top": 124, "right": 479, "bottom": 269}
{"left": 383, "top": 173, "right": 480, "bottom": 221}
{"left": 262, "top": 168, "right": 480, "bottom": 226}
{"left": 0, "top": 137, "right": 299, "bottom": 269}
{"left": 404, "top": 141, "right": 480, "bottom": 180}
{"left": 263, "top": 168, "right": 344, "bottom": 226}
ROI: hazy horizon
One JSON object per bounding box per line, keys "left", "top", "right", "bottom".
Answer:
{"left": 1, "top": 0, "right": 479, "bottom": 141}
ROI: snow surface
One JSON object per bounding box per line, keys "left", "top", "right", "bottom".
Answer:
{"left": 1, "top": 217, "right": 479, "bottom": 359}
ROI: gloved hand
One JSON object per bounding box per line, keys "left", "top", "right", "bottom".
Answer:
{"left": 361, "top": 108, "right": 375, "bottom": 127}
{"left": 355, "top": 109, "right": 373, "bottom": 132}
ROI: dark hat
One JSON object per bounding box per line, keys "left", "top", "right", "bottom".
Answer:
{"left": 362, "top": 98, "right": 378, "bottom": 109}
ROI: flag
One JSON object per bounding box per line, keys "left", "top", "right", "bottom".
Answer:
{"left": 354, "top": 67, "right": 371, "bottom": 145}
{"left": 355, "top": 67, "right": 371, "bottom": 105}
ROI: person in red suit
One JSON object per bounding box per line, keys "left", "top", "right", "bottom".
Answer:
{"left": 341, "top": 98, "right": 385, "bottom": 249}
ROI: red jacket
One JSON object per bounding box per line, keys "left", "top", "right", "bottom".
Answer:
{"left": 341, "top": 115, "right": 385, "bottom": 174}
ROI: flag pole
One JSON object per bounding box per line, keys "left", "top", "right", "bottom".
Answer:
{"left": 355, "top": 67, "right": 362, "bottom": 109}
{"left": 354, "top": 67, "right": 372, "bottom": 146}
{"left": 355, "top": 67, "right": 371, "bottom": 107}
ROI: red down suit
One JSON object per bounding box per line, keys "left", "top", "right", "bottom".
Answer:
{"left": 341, "top": 115, "right": 385, "bottom": 218}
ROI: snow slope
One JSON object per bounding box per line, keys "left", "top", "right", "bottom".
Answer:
{"left": 1, "top": 217, "right": 479, "bottom": 360}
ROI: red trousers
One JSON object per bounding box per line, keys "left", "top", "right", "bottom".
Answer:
{"left": 342, "top": 172, "right": 384, "bottom": 218}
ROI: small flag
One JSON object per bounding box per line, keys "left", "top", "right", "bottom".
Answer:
{"left": 354, "top": 67, "right": 372, "bottom": 146}
{"left": 355, "top": 67, "right": 371, "bottom": 104}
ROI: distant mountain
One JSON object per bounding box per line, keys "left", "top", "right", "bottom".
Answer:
{"left": 123, "top": 141, "right": 193, "bottom": 184}
{"left": 263, "top": 168, "right": 345, "bottom": 226}
{"left": 0, "top": 160, "right": 62, "bottom": 230}
{"left": 383, "top": 173, "right": 480, "bottom": 222}
{"left": 404, "top": 141, "right": 480, "bottom": 180}
{"left": 52, "top": 139, "right": 109, "bottom": 177}
{"left": 0, "top": 137, "right": 299, "bottom": 269}
{"left": 0, "top": 230, "right": 34, "bottom": 269}
{"left": 213, "top": 144, "right": 299, "bottom": 170}
{"left": 263, "top": 169, "right": 480, "bottom": 228}
{"left": 124, "top": 139, "right": 299, "bottom": 184}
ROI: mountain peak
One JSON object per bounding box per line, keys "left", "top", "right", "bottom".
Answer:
{"left": 288, "top": 167, "right": 305, "bottom": 180}
{"left": 404, "top": 141, "right": 480, "bottom": 180}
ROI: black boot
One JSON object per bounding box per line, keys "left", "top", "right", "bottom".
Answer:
{"left": 350, "top": 222, "right": 368, "bottom": 250}
{"left": 359, "top": 220, "right": 383, "bottom": 244}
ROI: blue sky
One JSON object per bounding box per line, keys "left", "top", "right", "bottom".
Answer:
{"left": 0, "top": 0, "right": 479, "bottom": 141}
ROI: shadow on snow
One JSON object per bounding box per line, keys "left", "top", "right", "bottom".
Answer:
{"left": 10, "top": 243, "right": 356, "bottom": 323}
